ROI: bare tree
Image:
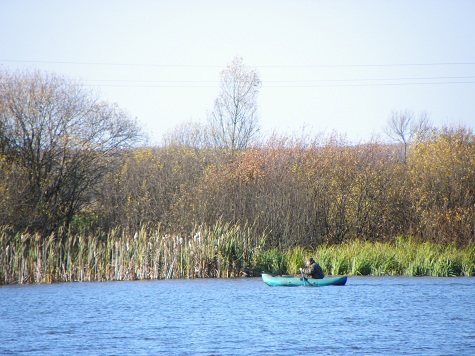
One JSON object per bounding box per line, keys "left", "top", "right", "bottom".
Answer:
{"left": 385, "top": 110, "right": 431, "bottom": 163}
{"left": 0, "top": 69, "right": 142, "bottom": 233}
{"left": 385, "top": 110, "right": 414, "bottom": 162}
{"left": 208, "top": 57, "right": 261, "bottom": 152}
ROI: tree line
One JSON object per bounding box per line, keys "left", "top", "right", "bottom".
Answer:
{"left": 94, "top": 127, "right": 474, "bottom": 247}
{"left": 1, "top": 67, "right": 474, "bottom": 247}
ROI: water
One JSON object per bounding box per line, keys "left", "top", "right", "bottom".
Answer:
{"left": 1, "top": 277, "right": 474, "bottom": 355}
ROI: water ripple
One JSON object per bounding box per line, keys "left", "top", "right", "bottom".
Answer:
{"left": 1, "top": 277, "right": 474, "bottom": 355}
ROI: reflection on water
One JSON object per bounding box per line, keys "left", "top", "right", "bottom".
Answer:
{"left": 1, "top": 277, "right": 474, "bottom": 355}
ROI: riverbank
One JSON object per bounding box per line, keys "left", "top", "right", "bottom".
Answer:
{"left": 1, "top": 225, "right": 473, "bottom": 284}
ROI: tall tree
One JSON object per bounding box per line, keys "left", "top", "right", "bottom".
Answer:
{"left": 0, "top": 69, "right": 142, "bottom": 233}
{"left": 384, "top": 110, "right": 414, "bottom": 163}
{"left": 384, "top": 110, "right": 431, "bottom": 163}
{"left": 208, "top": 57, "right": 261, "bottom": 151}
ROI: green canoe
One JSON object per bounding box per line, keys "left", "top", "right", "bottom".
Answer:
{"left": 262, "top": 273, "right": 347, "bottom": 287}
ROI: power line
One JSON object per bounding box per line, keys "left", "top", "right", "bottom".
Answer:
{"left": 85, "top": 81, "right": 475, "bottom": 89}
{"left": 4, "top": 59, "right": 474, "bottom": 87}
{"left": 84, "top": 75, "right": 475, "bottom": 88}
{"left": 265, "top": 81, "right": 475, "bottom": 88}
{"left": 0, "top": 59, "right": 221, "bottom": 68}
{"left": 269, "top": 75, "right": 475, "bottom": 83}
{"left": 262, "top": 62, "right": 475, "bottom": 68}
{"left": 85, "top": 75, "right": 475, "bottom": 84}
{"left": 2, "top": 59, "right": 475, "bottom": 69}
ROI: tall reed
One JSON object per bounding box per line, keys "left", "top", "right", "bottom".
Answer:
{"left": 1, "top": 226, "right": 474, "bottom": 285}
{"left": 245, "top": 237, "right": 474, "bottom": 277}
{"left": 0, "top": 223, "right": 268, "bottom": 284}
{"left": 307, "top": 237, "right": 475, "bottom": 277}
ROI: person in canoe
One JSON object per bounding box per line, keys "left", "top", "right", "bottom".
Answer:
{"left": 299, "top": 257, "right": 324, "bottom": 279}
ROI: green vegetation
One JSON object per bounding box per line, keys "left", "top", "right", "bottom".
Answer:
{"left": 261, "top": 238, "right": 474, "bottom": 278}
{"left": 315, "top": 238, "right": 475, "bottom": 277}
{"left": 1, "top": 226, "right": 473, "bottom": 285}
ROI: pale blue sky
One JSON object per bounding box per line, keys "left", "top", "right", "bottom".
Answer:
{"left": 1, "top": 0, "right": 474, "bottom": 144}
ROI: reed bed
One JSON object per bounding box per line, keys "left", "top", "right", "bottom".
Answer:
{"left": 303, "top": 238, "right": 475, "bottom": 277}
{"left": 0, "top": 223, "right": 267, "bottom": 285}
{"left": 227, "top": 237, "right": 474, "bottom": 277}
{"left": 1, "top": 226, "right": 474, "bottom": 285}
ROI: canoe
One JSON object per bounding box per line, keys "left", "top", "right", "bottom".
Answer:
{"left": 262, "top": 273, "right": 347, "bottom": 287}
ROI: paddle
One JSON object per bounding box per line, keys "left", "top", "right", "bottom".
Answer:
{"left": 300, "top": 269, "right": 308, "bottom": 286}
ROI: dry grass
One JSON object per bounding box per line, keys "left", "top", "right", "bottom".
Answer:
{"left": 0, "top": 223, "right": 267, "bottom": 284}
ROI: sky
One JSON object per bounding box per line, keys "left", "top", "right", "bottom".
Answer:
{"left": 1, "top": 0, "right": 474, "bottom": 144}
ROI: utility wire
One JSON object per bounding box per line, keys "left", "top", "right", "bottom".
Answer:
{"left": 2, "top": 59, "right": 475, "bottom": 68}
{"left": 84, "top": 82, "right": 475, "bottom": 89}
{"left": 85, "top": 75, "right": 475, "bottom": 84}
{"left": 264, "top": 81, "right": 475, "bottom": 88}
{"left": 0, "top": 59, "right": 220, "bottom": 68}
{"left": 4, "top": 59, "right": 475, "bottom": 87}
{"left": 85, "top": 80, "right": 475, "bottom": 88}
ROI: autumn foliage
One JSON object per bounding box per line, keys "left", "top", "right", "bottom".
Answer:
{"left": 1, "top": 70, "right": 474, "bottom": 247}
{"left": 84, "top": 126, "right": 475, "bottom": 247}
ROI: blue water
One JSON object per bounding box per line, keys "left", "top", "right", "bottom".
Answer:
{"left": 1, "top": 277, "right": 474, "bottom": 355}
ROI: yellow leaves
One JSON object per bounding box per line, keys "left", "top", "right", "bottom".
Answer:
{"left": 132, "top": 148, "right": 155, "bottom": 162}
{"left": 405, "top": 127, "right": 475, "bottom": 242}
{"left": 86, "top": 125, "right": 475, "bottom": 245}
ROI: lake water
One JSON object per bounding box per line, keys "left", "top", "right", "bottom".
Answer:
{"left": 1, "top": 277, "right": 474, "bottom": 355}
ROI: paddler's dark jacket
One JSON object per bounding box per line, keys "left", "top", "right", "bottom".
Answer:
{"left": 301, "top": 262, "right": 324, "bottom": 279}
